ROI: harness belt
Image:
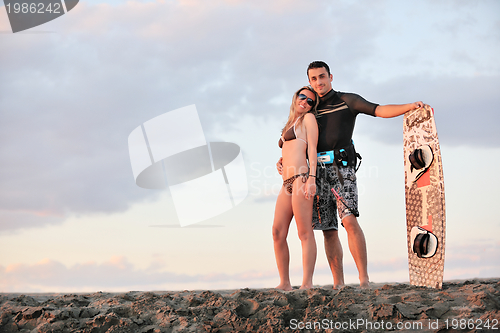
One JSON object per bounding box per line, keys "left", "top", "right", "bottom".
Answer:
{"left": 317, "top": 142, "right": 362, "bottom": 172}
{"left": 318, "top": 140, "right": 362, "bottom": 196}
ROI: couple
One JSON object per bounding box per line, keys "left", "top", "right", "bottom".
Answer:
{"left": 273, "top": 61, "right": 425, "bottom": 290}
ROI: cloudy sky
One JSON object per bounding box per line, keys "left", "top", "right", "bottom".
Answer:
{"left": 1, "top": 0, "right": 499, "bottom": 292}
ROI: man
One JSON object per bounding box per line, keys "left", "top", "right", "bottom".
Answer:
{"left": 278, "top": 61, "right": 425, "bottom": 288}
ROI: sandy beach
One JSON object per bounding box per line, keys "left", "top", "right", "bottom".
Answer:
{"left": 1, "top": 278, "right": 498, "bottom": 332}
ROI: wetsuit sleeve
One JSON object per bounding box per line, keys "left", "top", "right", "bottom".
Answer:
{"left": 340, "top": 93, "right": 378, "bottom": 117}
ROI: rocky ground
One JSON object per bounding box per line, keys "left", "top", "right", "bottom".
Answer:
{"left": 1, "top": 278, "right": 499, "bottom": 332}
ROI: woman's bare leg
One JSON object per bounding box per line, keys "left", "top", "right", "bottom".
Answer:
{"left": 272, "top": 186, "right": 294, "bottom": 291}
{"left": 292, "top": 180, "right": 317, "bottom": 289}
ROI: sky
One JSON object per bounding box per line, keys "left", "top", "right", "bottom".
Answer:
{"left": 0, "top": 0, "right": 499, "bottom": 292}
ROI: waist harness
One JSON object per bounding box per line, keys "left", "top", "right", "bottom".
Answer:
{"left": 316, "top": 141, "right": 362, "bottom": 218}
{"left": 318, "top": 141, "right": 362, "bottom": 172}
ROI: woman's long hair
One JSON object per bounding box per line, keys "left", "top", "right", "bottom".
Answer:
{"left": 281, "top": 86, "right": 319, "bottom": 134}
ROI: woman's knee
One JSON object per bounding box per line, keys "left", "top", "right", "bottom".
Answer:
{"left": 297, "top": 228, "right": 314, "bottom": 243}
{"left": 272, "top": 225, "right": 288, "bottom": 242}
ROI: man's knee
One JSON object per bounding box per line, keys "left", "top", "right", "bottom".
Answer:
{"left": 341, "top": 214, "right": 359, "bottom": 230}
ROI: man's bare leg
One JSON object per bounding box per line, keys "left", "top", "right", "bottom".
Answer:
{"left": 342, "top": 215, "right": 370, "bottom": 288}
{"left": 322, "top": 229, "right": 344, "bottom": 289}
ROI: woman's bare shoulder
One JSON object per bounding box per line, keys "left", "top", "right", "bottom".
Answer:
{"left": 303, "top": 113, "right": 317, "bottom": 124}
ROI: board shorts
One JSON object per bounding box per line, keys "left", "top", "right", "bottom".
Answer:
{"left": 312, "top": 165, "right": 358, "bottom": 231}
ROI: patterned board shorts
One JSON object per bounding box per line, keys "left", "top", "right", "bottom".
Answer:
{"left": 312, "top": 165, "right": 358, "bottom": 231}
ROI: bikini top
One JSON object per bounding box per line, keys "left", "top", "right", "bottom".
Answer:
{"left": 278, "top": 118, "right": 307, "bottom": 148}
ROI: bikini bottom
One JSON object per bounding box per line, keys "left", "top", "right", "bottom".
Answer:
{"left": 283, "top": 173, "right": 309, "bottom": 194}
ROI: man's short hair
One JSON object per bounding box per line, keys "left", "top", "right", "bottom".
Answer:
{"left": 307, "top": 61, "right": 331, "bottom": 77}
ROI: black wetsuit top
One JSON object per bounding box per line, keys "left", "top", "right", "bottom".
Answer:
{"left": 316, "top": 89, "right": 378, "bottom": 152}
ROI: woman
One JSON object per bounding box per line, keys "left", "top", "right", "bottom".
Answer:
{"left": 273, "top": 86, "right": 319, "bottom": 290}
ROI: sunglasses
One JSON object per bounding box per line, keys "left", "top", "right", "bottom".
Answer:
{"left": 298, "top": 93, "right": 315, "bottom": 107}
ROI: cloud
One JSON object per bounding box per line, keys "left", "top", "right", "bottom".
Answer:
{"left": 0, "top": 210, "right": 65, "bottom": 233}
{"left": 0, "top": 0, "right": 382, "bottom": 230}
{"left": 0, "top": 0, "right": 497, "bottom": 233}
{"left": 0, "top": 256, "right": 277, "bottom": 293}
{"left": 353, "top": 74, "right": 500, "bottom": 147}
{"left": 1, "top": 239, "right": 497, "bottom": 292}
{"left": 443, "top": 239, "right": 500, "bottom": 280}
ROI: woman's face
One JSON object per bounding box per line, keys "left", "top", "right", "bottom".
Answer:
{"left": 295, "top": 89, "right": 316, "bottom": 114}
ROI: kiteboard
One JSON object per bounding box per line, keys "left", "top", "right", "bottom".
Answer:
{"left": 403, "top": 105, "right": 446, "bottom": 289}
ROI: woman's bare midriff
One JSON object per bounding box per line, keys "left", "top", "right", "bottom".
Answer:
{"left": 281, "top": 141, "right": 309, "bottom": 180}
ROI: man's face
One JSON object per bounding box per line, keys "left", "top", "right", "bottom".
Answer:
{"left": 308, "top": 67, "right": 333, "bottom": 97}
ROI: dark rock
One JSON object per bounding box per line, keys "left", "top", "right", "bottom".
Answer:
{"left": 467, "top": 290, "right": 500, "bottom": 310}
{"left": 395, "top": 302, "right": 421, "bottom": 319}
{"left": 1, "top": 278, "right": 498, "bottom": 332}
{"left": 9, "top": 295, "right": 40, "bottom": 307}
{"left": 235, "top": 299, "right": 260, "bottom": 317}
{"left": 423, "top": 301, "right": 450, "bottom": 318}
{"left": 369, "top": 303, "right": 395, "bottom": 320}
{"left": 0, "top": 310, "right": 12, "bottom": 326}
{"left": 0, "top": 321, "right": 19, "bottom": 333}
{"left": 139, "top": 325, "right": 162, "bottom": 333}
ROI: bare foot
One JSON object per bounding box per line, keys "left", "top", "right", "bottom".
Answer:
{"left": 333, "top": 284, "right": 345, "bottom": 290}
{"left": 360, "top": 281, "right": 370, "bottom": 289}
{"left": 275, "top": 283, "right": 293, "bottom": 291}
{"left": 299, "top": 284, "right": 313, "bottom": 290}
